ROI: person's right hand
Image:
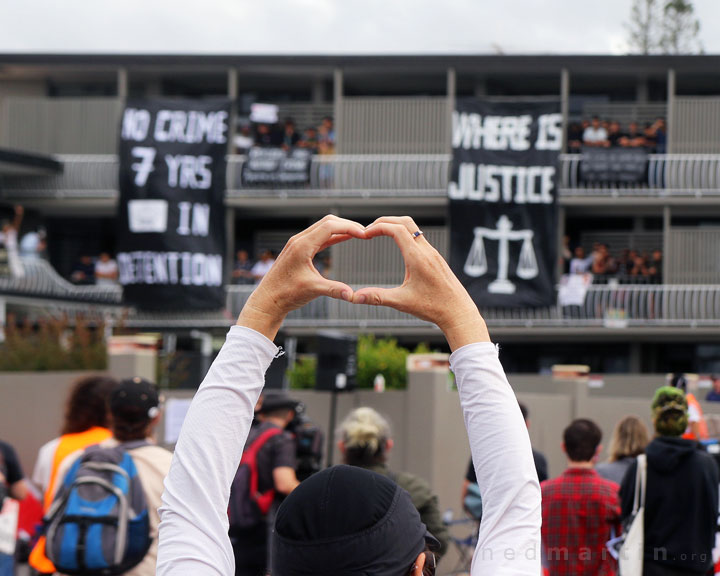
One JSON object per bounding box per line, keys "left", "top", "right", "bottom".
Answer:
{"left": 352, "top": 216, "right": 490, "bottom": 350}
{"left": 238, "top": 215, "right": 367, "bottom": 340}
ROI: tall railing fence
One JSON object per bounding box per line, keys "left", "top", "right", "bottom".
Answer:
{"left": 0, "top": 97, "right": 121, "bottom": 155}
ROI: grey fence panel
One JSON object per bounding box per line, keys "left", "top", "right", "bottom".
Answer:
{"left": 332, "top": 226, "right": 448, "bottom": 286}
{"left": 582, "top": 103, "right": 666, "bottom": 128}
{"left": 0, "top": 97, "right": 121, "bottom": 154}
{"left": 273, "top": 103, "right": 334, "bottom": 131}
{"left": 667, "top": 227, "right": 720, "bottom": 284}
{"left": 672, "top": 98, "right": 720, "bottom": 154}
{"left": 579, "top": 232, "right": 663, "bottom": 255}
{"left": 339, "top": 97, "right": 449, "bottom": 154}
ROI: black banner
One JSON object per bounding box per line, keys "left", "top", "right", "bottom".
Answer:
{"left": 241, "top": 147, "right": 311, "bottom": 186}
{"left": 117, "top": 99, "right": 230, "bottom": 310}
{"left": 449, "top": 99, "right": 561, "bottom": 307}
{"left": 580, "top": 147, "right": 648, "bottom": 183}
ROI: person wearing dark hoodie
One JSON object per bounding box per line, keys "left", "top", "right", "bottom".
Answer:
{"left": 620, "top": 386, "right": 719, "bottom": 576}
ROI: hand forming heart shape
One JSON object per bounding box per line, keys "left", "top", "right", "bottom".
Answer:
{"left": 237, "top": 215, "right": 490, "bottom": 350}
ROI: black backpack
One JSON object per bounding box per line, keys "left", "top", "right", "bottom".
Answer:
{"left": 228, "top": 427, "right": 283, "bottom": 530}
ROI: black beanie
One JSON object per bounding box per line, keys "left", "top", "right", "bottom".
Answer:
{"left": 272, "top": 465, "right": 436, "bottom": 576}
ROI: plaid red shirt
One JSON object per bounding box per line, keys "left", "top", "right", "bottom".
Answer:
{"left": 541, "top": 468, "right": 620, "bottom": 576}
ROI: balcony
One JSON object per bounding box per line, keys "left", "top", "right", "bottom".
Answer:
{"left": 558, "top": 154, "right": 720, "bottom": 198}
{"left": 4, "top": 154, "right": 720, "bottom": 204}
{"left": 225, "top": 284, "right": 720, "bottom": 330}
{"left": 3, "top": 261, "right": 720, "bottom": 331}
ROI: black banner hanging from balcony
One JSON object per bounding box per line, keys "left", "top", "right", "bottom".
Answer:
{"left": 241, "top": 147, "right": 312, "bottom": 186}
{"left": 117, "top": 99, "right": 231, "bottom": 310}
{"left": 448, "top": 99, "right": 561, "bottom": 308}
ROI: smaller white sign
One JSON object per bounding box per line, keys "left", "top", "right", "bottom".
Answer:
{"left": 164, "top": 397, "right": 193, "bottom": 444}
{"left": 128, "top": 200, "right": 168, "bottom": 233}
{"left": 250, "top": 103, "right": 279, "bottom": 124}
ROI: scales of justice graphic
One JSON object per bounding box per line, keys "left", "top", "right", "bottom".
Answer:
{"left": 463, "top": 215, "right": 539, "bottom": 294}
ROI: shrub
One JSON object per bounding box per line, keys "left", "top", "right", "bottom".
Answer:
{"left": 287, "top": 335, "right": 430, "bottom": 390}
{"left": 0, "top": 314, "right": 107, "bottom": 371}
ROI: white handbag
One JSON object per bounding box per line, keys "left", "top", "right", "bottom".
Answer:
{"left": 618, "top": 454, "right": 646, "bottom": 576}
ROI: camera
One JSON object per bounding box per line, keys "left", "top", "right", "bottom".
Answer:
{"left": 286, "top": 402, "right": 324, "bottom": 482}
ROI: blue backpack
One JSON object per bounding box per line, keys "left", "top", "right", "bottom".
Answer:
{"left": 44, "top": 442, "right": 151, "bottom": 575}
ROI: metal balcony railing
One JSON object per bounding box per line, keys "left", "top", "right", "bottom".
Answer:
{"left": 226, "top": 284, "right": 720, "bottom": 328}
{"left": 0, "top": 259, "right": 123, "bottom": 304}
{"left": 5, "top": 154, "right": 720, "bottom": 201}
{"left": 226, "top": 154, "right": 451, "bottom": 197}
{"left": 559, "top": 154, "right": 720, "bottom": 196}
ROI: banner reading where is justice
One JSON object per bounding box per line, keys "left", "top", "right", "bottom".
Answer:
{"left": 449, "top": 99, "right": 561, "bottom": 308}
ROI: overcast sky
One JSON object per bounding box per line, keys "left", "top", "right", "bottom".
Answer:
{"left": 1, "top": 0, "right": 719, "bottom": 55}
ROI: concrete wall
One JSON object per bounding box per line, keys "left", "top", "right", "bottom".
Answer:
{"left": 5, "top": 363, "right": 720, "bottom": 572}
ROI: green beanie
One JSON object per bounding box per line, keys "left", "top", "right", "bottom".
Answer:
{"left": 651, "top": 386, "right": 688, "bottom": 437}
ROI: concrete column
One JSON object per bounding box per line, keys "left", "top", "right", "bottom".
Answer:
{"left": 312, "top": 78, "right": 325, "bottom": 104}
{"left": 0, "top": 297, "right": 5, "bottom": 343}
{"left": 117, "top": 68, "right": 128, "bottom": 100}
{"left": 636, "top": 76, "right": 649, "bottom": 103}
{"left": 663, "top": 205, "right": 671, "bottom": 283}
{"left": 629, "top": 342, "right": 643, "bottom": 373}
{"left": 225, "top": 207, "right": 236, "bottom": 284}
{"left": 556, "top": 206, "right": 566, "bottom": 281}
{"left": 561, "top": 68, "right": 570, "bottom": 153}
{"left": 333, "top": 68, "right": 343, "bottom": 153}
{"left": 446, "top": 68, "right": 456, "bottom": 154}
{"left": 667, "top": 69, "right": 676, "bottom": 154}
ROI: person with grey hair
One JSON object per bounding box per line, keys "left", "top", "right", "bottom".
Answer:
{"left": 338, "top": 407, "right": 449, "bottom": 555}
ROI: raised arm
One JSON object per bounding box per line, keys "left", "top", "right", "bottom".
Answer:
{"left": 157, "top": 216, "right": 366, "bottom": 575}
{"left": 354, "top": 216, "right": 541, "bottom": 575}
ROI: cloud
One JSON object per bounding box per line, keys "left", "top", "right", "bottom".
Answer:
{"left": 0, "top": 0, "right": 717, "bottom": 54}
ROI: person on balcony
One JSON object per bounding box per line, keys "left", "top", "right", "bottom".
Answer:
{"left": 94, "top": 251, "right": 119, "bottom": 286}
{"left": 250, "top": 249, "right": 275, "bottom": 283}
{"left": 70, "top": 254, "right": 96, "bottom": 285}
{"left": 569, "top": 246, "right": 594, "bottom": 275}
{"left": 232, "top": 249, "right": 255, "bottom": 285}
{"left": 619, "top": 121, "right": 647, "bottom": 148}
{"left": 281, "top": 118, "right": 300, "bottom": 151}
{"left": 582, "top": 116, "right": 608, "bottom": 148}
{"left": 298, "top": 126, "right": 319, "bottom": 154}
{"left": 0, "top": 205, "right": 24, "bottom": 278}
{"left": 607, "top": 121, "right": 624, "bottom": 147}
{"left": 645, "top": 118, "right": 666, "bottom": 153}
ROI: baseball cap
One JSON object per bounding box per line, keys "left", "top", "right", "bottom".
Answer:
{"left": 273, "top": 465, "right": 439, "bottom": 576}
{"left": 110, "top": 377, "right": 160, "bottom": 422}
{"left": 256, "top": 392, "right": 300, "bottom": 415}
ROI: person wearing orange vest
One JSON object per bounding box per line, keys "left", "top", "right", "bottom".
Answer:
{"left": 671, "top": 373, "right": 709, "bottom": 440}
{"left": 29, "top": 375, "right": 116, "bottom": 574}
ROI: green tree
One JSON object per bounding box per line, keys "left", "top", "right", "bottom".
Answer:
{"left": 626, "top": 0, "right": 702, "bottom": 54}
{"left": 661, "top": 0, "right": 703, "bottom": 54}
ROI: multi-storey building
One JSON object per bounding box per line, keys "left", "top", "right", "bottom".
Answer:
{"left": 1, "top": 53, "right": 720, "bottom": 374}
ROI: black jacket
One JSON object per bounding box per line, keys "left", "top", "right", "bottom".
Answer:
{"left": 620, "top": 437, "right": 719, "bottom": 573}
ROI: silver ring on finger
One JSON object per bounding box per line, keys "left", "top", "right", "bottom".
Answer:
{"left": 412, "top": 230, "right": 424, "bottom": 239}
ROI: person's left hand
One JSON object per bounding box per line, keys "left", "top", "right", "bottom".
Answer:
{"left": 237, "top": 215, "right": 367, "bottom": 339}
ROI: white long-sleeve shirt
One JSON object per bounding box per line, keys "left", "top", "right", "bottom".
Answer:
{"left": 157, "top": 326, "right": 541, "bottom": 575}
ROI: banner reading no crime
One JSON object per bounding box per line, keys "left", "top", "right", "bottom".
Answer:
{"left": 449, "top": 99, "right": 561, "bottom": 308}
{"left": 117, "top": 99, "right": 230, "bottom": 310}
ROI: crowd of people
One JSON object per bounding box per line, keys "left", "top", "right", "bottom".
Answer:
{"left": 563, "top": 237, "right": 664, "bottom": 283}
{"left": 234, "top": 116, "right": 335, "bottom": 156}
{"left": 568, "top": 116, "right": 667, "bottom": 154}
